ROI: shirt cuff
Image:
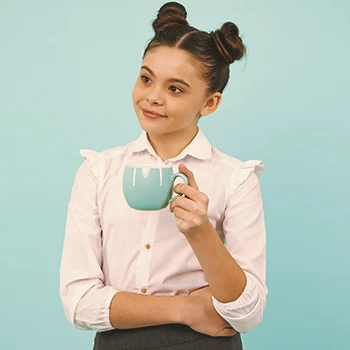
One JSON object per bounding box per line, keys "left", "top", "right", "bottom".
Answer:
{"left": 211, "top": 273, "right": 265, "bottom": 333}
{"left": 74, "top": 286, "right": 119, "bottom": 332}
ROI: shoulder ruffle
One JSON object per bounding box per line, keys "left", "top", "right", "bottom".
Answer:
{"left": 232, "top": 160, "right": 264, "bottom": 188}
{"left": 80, "top": 149, "right": 101, "bottom": 180}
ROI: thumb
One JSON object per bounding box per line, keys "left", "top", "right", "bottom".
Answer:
{"left": 178, "top": 163, "right": 199, "bottom": 190}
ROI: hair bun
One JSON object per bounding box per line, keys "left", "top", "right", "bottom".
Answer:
{"left": 211, "top": 22, "right": 246, "bottom": 64}
{"left": 152, "top": 2, "right": 189, "bottom": 34}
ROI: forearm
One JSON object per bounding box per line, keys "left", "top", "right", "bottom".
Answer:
{"left": 185, "top": 221, "right": 247, "bottom": 303}
{"left": 109, "top": 291, "right": 188, "bottom": 329}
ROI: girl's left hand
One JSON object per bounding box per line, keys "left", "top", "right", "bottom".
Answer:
{"left": 170, "top": 164, "right": 211, "bottom": 237}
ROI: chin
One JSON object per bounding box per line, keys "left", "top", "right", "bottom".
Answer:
{"left": 138, "top": 123, "right": 160, "bottom": 134}
{"left": 138, "top": 121, "right": 169, "bottom": 136}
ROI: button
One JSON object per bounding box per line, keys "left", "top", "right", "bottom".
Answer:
{"left": 141, "top": 287, "right": 147, "bottom": 293}
{"left": 145, "top": 243, "right": 151, "bottom": 249}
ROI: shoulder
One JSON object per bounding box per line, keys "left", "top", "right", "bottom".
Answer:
{"left": 210, "top": 146, "right": 265, "bottom": 191}
{"left": 79, "top": 141, "right": 134, "bottom": 179}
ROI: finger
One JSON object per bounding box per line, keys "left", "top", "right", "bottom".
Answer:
{"left": 173, "top": 184, "right": 196, "bottom": 199}
{"left": 170, "top": 196, "right": 197, "bottom": 213}
{"left": 172, "top": 206, "right": 191, "bottom": 221}
{"left": 178, "top": 164, "right": 199, "bottom": 190}
{"left": 174, "top": 184, "right": 204, "bottom": 203}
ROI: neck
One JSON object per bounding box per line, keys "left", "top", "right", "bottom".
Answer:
{"left": 147, "top": 126, "right": 199, "bottom": 162}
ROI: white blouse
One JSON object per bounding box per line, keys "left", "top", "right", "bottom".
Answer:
{"left": 59, "top": 128, "right": 268, "bottom": 334}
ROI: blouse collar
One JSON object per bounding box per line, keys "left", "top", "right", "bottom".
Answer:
{"left": 129, "top": 127, "right": 212, "bottom": 161}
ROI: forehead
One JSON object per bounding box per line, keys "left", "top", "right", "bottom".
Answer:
{"left": 142, "top": 46, "right": 203, "bottom": 83}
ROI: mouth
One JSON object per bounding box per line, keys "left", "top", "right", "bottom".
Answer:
{"left": 141, "top": 108, "right": 166, "bottom": 119}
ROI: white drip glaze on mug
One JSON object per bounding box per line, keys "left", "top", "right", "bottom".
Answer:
{"left": 142, "top": 167, "right": 151, "bottom": 178}
{"left": 132, "top": 167, "right": 137, "bottom": 186}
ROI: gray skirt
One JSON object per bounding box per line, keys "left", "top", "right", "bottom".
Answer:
{"left": 93, "top": 323, "right": 242, "bottom": 350}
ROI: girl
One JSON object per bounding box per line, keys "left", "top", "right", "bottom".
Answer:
{"left": 60, "top": 2, "right": 267, "bottom": 349}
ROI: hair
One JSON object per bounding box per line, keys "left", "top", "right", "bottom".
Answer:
{"left": 142, "top": 1, "right": 246, "bottom": 94}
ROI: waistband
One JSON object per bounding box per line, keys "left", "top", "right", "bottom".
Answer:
{"left": 93, "top": 323, "right": 242, "bottom": 350}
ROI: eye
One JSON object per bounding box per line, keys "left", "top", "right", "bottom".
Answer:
{"left": 169, "top": 85, "right": 183, "bottom": 94}
{"left": 141, "top": 75, "right": 151, "bottom": 84}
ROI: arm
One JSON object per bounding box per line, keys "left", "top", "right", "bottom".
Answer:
{"left": 184, "top": 222, "right": 247, "bottom": 303}
{"left": 211, "top": 164, "right": 267, "bottom": 334}
{"left": 109, "top": 292, "right": 188, "bottom": 329}
{"left": 60, "top": 156, "right": 118, "bottom": 332}
{"left": 179, "top": 161, "right": 267, "bottom": 333}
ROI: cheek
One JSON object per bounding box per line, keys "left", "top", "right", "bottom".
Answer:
{"left": 169, "top": 98, "right": 198, "bottom": 117}
{"left": 132, "top": 82, "right": 142, "bottom": 104}
{"left": 131, "top": 86, "right": 137, "bottom": 103}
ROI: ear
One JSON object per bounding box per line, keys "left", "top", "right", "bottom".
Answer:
{"left": 200, "top": 92, "right": 222, "bottom": 116}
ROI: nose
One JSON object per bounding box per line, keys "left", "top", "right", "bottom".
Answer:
{"left": 146, "top": 86, "right": 164, "bottom": 105}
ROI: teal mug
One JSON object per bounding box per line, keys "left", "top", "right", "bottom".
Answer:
{"left": 123, "top": 164, "right": 188, "bottom": 211}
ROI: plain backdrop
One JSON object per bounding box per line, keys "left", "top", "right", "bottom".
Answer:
{"left": 1, "top": 1, "right": 349, "bottom": 349}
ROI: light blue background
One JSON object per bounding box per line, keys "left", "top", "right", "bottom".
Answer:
{"left": 1, "top": 1, "right": 349, "bottom": 349}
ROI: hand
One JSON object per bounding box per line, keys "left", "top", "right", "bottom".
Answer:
{"left": 184, "top": 286, "right": 237, "bottom": 337}
{"left": 170, "top": 164, "right": 211, "bottom": 237}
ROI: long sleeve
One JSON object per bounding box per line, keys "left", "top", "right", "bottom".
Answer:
{"left": 59, "top": 151, "right": 119, "bottom": 332}
{"left": 211, "top": 160, "right": 268, "bottom": 333}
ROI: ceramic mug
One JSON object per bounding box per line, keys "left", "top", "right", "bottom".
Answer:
{"left": 123, "top": 164, "right": 188, "bottom": 210}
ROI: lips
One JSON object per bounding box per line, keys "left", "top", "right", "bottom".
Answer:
{"left": 141, "top": 108, "right": 166, "bottom": 119}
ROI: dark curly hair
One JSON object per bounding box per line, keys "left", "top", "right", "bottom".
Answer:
{"left": 143, "top": 1, "right": 246, "bottom": 94}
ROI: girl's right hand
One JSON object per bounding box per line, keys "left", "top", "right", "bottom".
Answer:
{"left": 184, "top": 285, "right": 237, "bottom": 337}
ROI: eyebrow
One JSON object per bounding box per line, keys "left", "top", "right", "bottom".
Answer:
{"left": 141, "top": 65, "right": 191, "bottom": 88}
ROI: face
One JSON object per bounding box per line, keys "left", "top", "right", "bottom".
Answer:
{"left": 132, "top": 46, "right": 220, "bottom": 139}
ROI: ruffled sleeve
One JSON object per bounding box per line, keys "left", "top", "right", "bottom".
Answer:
{"left": 80, "top": 149, "right": 101, "bottom": 180}
{"left": 211, "top": 159, "right": 267, "bottom": 333}
{"left": 231, "top": 160, "right": 264, "bottom": 193}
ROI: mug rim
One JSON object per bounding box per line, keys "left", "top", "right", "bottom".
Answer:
{"left": 125, "top": 163, "right": 172, "bottom": 168}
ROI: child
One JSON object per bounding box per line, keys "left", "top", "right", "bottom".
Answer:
{"left": 60, "top": 2, "right": 267, "bottom": 349}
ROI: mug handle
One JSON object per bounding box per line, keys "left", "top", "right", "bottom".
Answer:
{"left": 168, "top": 173, "right": 188, "bottom": 203}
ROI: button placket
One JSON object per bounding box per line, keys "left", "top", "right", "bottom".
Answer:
{"left": 135, "top": 211, "right": 160, "bottom": 294}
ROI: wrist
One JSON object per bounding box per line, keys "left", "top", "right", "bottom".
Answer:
{"left": 173, "top": 295, "right": 193, "bottom": 325}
